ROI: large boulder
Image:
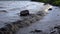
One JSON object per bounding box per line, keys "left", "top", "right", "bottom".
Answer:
{"left": 20, "top": 10, "right": 29, "bottom": 16}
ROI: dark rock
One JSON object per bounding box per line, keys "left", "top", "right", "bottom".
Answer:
{"left": 0, "top": 10, "right": 7, "bottom": 12}
{"left": 20, "top": 10, "right": 29, "bottom": 16}
{"left": 34, "top": 29, "right": 42, "bottom": 32}
{"left": 48, "top": 8, "right": 52, "bottom": 10}
{"left": 0, "top": 27, "right": 7, "bottom": 31}
{"left": 30, "top": 31, "right": 35, "bottom": 33}
{"left": 30, "top": 29, "right": 42, "bottom": 33}
{"left": 54, "top": 25, "right": 60, "bottom": 34}
{"left": 50, "top": 30, "right": 56, "bottom": 34}
{"left": 54, "top": 25, "right": 60, "bottom": 29}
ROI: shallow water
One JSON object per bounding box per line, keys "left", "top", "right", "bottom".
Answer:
{"left": 0, "top": 1, "right": 49, "bottom": 28}
{"left": 16, "top": 6, "right": 60, "bottom": 34}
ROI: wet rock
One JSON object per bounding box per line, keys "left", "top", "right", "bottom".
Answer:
{"left": 53, "top": 25, "right": 60, "bottom": 34}
{"left": 50, "top": 30, "right": 56, "bottom": 34}
{"left": 48, "top": 8, "right": 52, "bottom": 10}
{"left": 34, "top": 29, "right": 42, "bottom": 32}
{"left": 0, "top": 24, "right": 11, "bottom": 31}
{"left": 0, "top": 27, "right": 7, "bottom": 31}
{"left": 30, "top": 29, "right": 42, "bottom": 33}
{"left": 54, "top": 25, "right": 60, "bottom": 29}
{"left": 0, "top": 10, "right": 7, "bottom": 12}
{"left": 20, "top": 10, "right": 29, "bottom": 16}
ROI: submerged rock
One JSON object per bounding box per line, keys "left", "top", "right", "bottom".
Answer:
{"left": 20, "top": 10, "right": 29, "bottom": 16}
